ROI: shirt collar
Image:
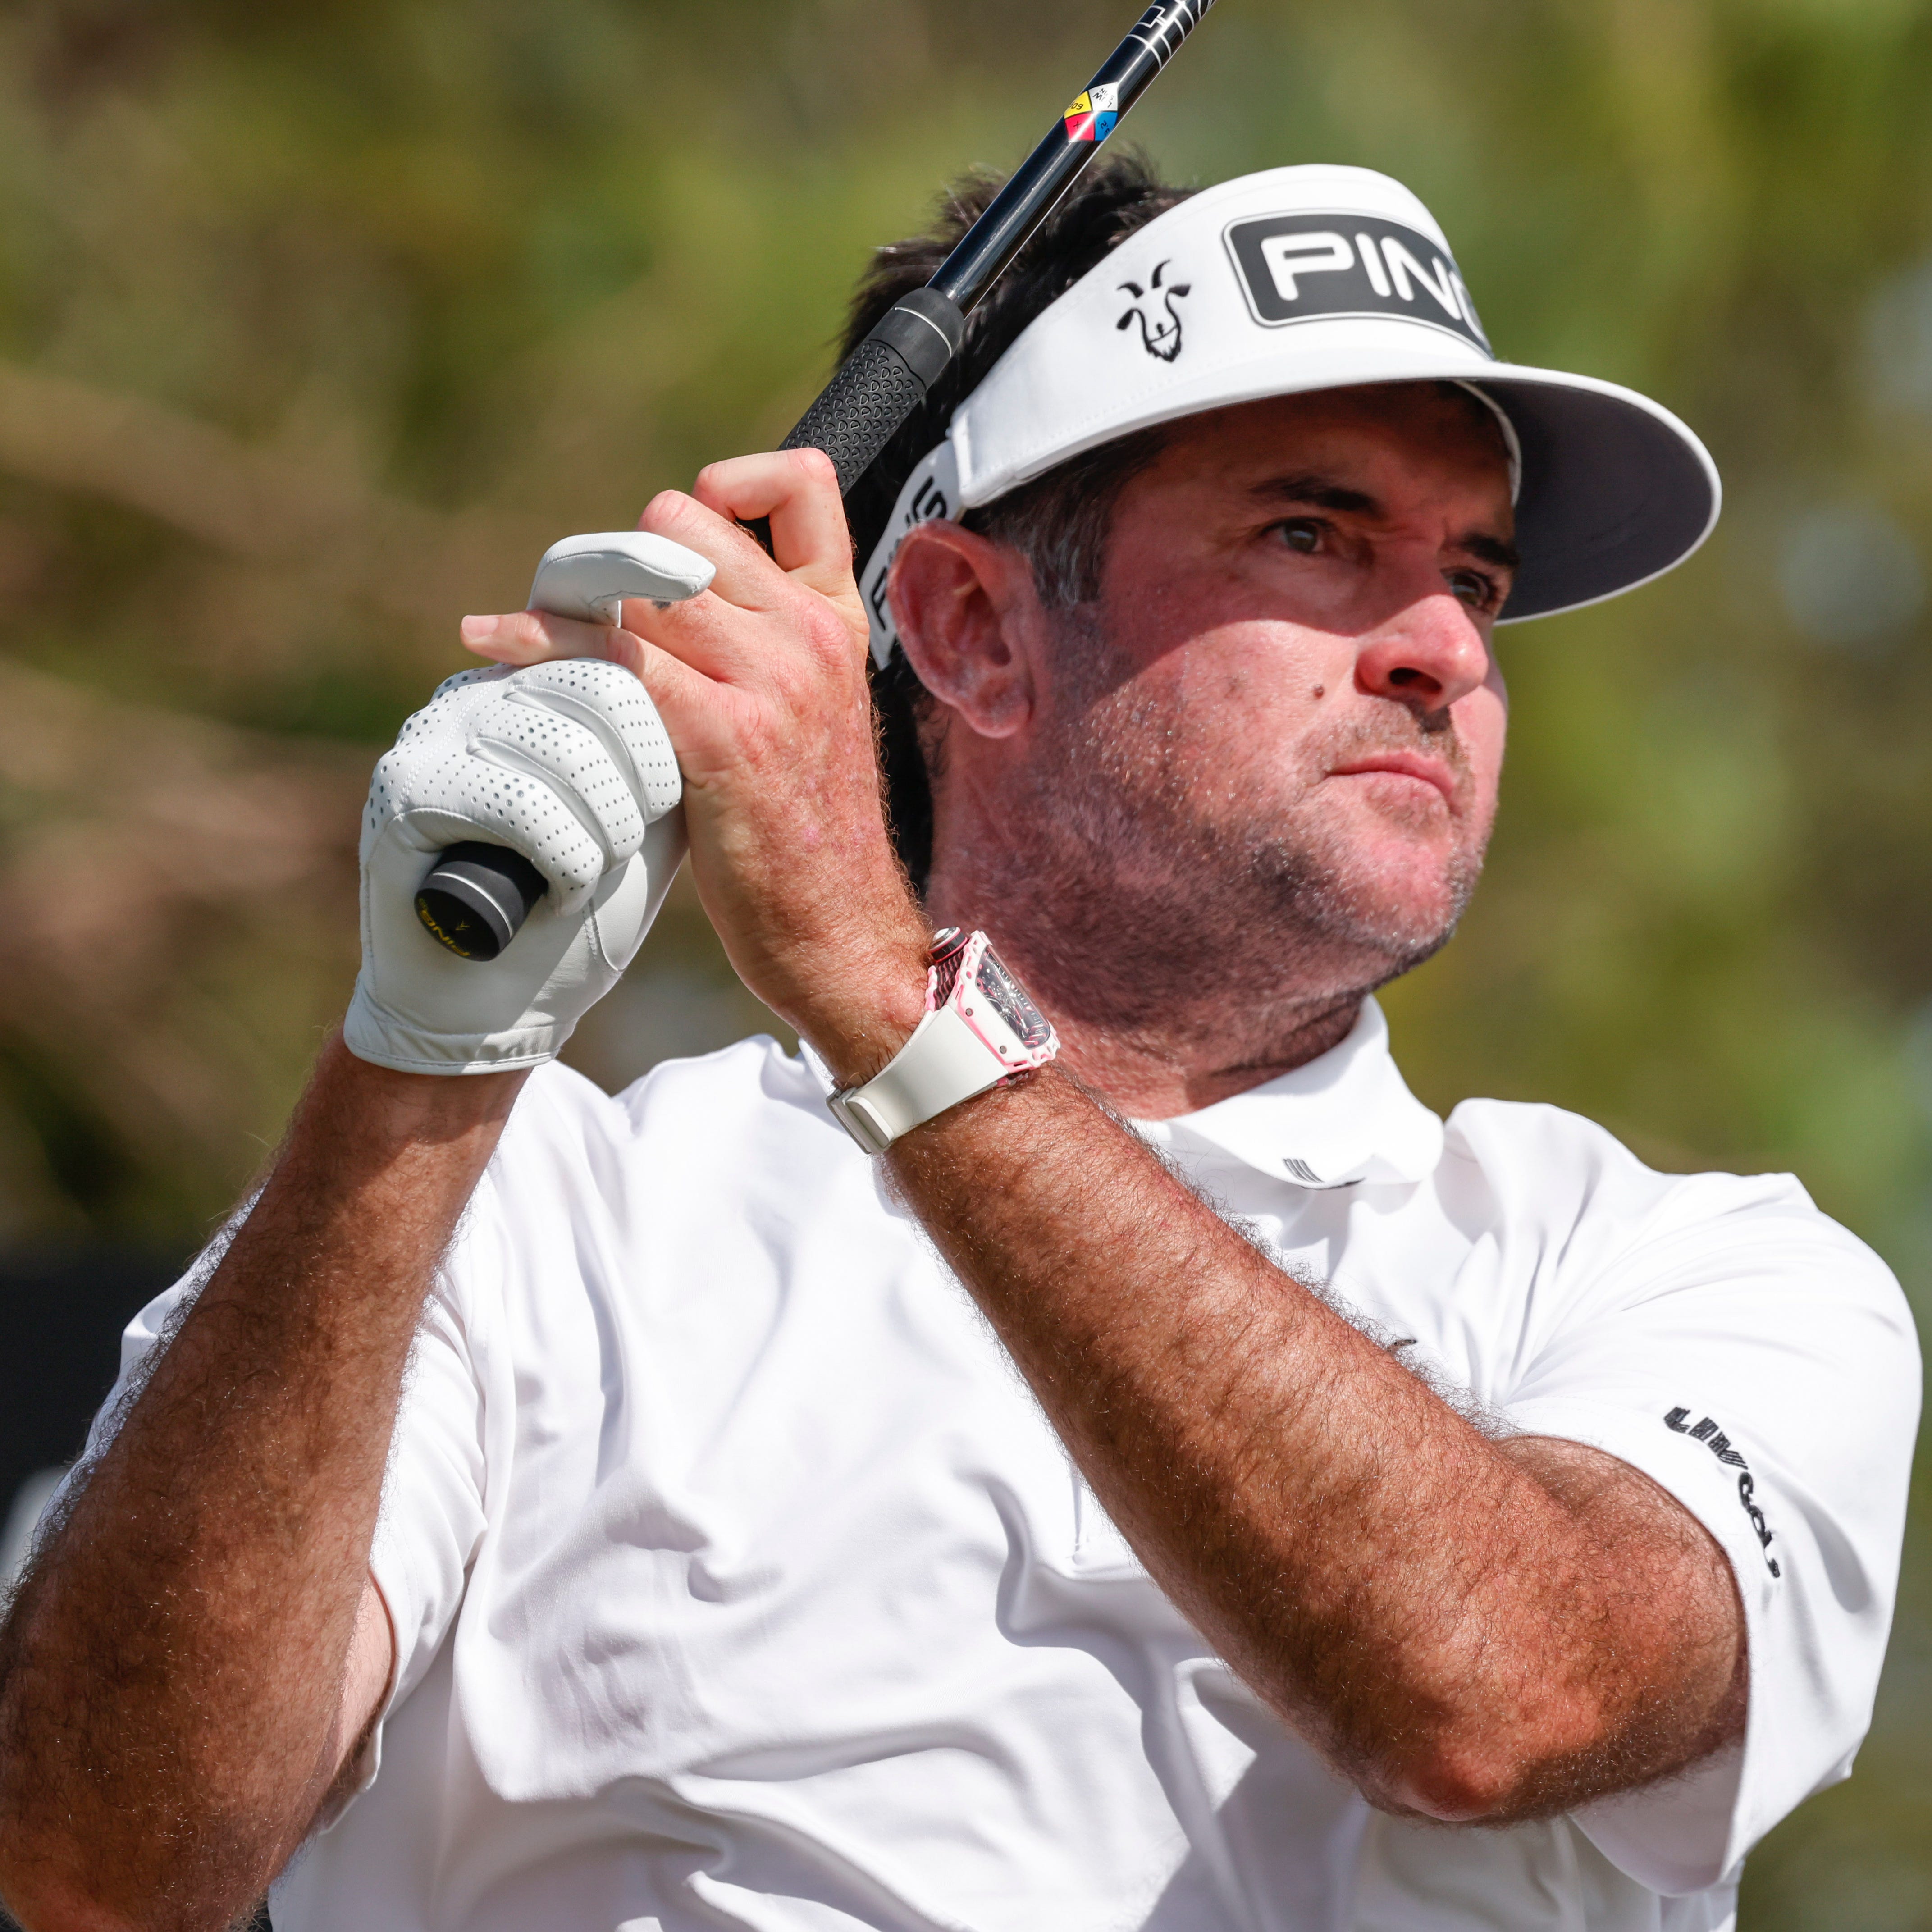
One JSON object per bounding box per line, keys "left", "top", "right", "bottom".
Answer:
{"left": 1136, "top": 997, "right": 1443, "bottom": 1190}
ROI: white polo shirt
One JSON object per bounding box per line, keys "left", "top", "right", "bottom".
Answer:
{"left": 91, "top": 1000, "right": 1918, "bottom": 1931}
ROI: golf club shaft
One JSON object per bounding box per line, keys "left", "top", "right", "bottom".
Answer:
{"left": 774, "top": 0, "right": 1219, "bottom": 499}
{"left": 931, "top": 0, "right": 1216, "bottom": 315}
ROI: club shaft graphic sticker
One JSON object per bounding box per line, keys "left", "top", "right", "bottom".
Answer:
{"left": 1064, "top": 83, "right": 1120, "bottom": 143}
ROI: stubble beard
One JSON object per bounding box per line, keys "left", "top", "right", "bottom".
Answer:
{"left": 960, "top": 613, "right": 1491, "bottom": 1055}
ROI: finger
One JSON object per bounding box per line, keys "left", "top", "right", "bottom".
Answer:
{"left": 470, "top": 703, "right": 647, "bottom": 877}
{"left": 618, "top": 565, "right": 874, "bottom": 701}
{"left": 610, "top": 585, "right": 772, "bottom": 688}
{"left": 655, "top": 448, "right": 853, "bottom": 603}
{"left": 513, "top": 659, "right": 682, "bottom": 822}
{"left": 419, "top": 743, "right": 611, "bottom": 906}
{"left": 695, "top": 448, "right": 852, "bottom": 594}
{"left": 633, "top": 486, "right": 800, "bottom": 616}
{"left": 461, "top": 608, "right": 616, "bottom": 666}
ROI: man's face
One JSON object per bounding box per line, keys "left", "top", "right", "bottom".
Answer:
{"left": 1009, "top": 382, "right": 1514, "bottom": 1013}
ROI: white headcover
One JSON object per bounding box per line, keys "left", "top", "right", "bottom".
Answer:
{"left": 862, "top": 164, "right": 1721, "bottom": 666}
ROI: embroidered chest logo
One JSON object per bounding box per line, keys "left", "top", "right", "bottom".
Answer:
{"left": 1117, "top": 260, "right": 1191, "bottom": 362}
{"left": 1665, "top": 1407, "right": 1781, "bottom": 1577}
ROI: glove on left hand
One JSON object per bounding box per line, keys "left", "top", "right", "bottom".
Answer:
{"left": 345, "top": 658, "right": 684, "bottom": 1075}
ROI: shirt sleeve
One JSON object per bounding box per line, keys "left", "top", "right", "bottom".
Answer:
{"left": 49, "top": 1194, "right": 494, "bottom": 1826}
{"left": 1497, "top": 1163, "right": 1920, "bottom": 1894}
{"left": 321, "top": 1230, "right": 492, "bottom": 1819}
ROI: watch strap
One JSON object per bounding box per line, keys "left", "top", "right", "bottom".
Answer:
{"left": 827, "top": 929, "right": 1058, "bottom": 1156}
{"left": 827, "top": 1005, "right": 1014, "bottom": 1157}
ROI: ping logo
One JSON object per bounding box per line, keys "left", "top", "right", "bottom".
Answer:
{"left": 1117, "top": 260, "right": 1190, "bottom": 362}
{"left": 863, "top": 468, "right": 951, "bottom": 636}
{"left": 1665, "top": 1406, "right": 1781, "bottom": 1578}
{"left": 1223, "top": 213, "right": 1491, "bottom": 354}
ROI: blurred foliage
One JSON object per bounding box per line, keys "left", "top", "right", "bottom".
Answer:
{"left": 0, "top": 0, "right": 1928, "bottom": 1919}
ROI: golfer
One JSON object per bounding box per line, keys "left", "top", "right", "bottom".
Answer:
{"left": 0, "top": 159, "right": 1918, "bottom": 1932}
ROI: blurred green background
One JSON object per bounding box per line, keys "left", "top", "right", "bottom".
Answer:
{"left": 0, "top": 0, "right": 1926, "bottom": 1920}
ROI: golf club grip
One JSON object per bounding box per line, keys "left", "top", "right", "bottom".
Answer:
{"left": 739, "top": 340, "right": 924, "bottom": 554}
{"left": 751, "top": 1, "right": 1217, "bottom": 528}
{"left": 416, "top": 840, "right": 549, "bottom": 963}
{"left": 781, "top": 338, "right": 929, "bottom": 497}
{"left": 737, "top": 339, "right": 920, "bottom": 557}
{"left": 428, "top": 3, "right": 1218, "bottom": 958}
{"left": 740, "top": 288, "right": 966, "bottom": 553}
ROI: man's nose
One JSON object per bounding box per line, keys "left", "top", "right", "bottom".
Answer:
{"left": 1353, "top": 590, "right": 1494, "bottom": 717}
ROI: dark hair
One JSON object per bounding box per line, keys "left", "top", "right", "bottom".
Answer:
{"left": 840, "top": 152, "right": 1193, "bottom": 891}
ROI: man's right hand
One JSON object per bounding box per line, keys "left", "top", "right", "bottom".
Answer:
{"left": 346, "top": 657, "right": 686, "bottom": 1076}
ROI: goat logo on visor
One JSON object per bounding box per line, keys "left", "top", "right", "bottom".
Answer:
{"left": 1224, "top": 214, "right": 1492, "bottom": 354}
{"left": 1117, "top": 260, "right": 1191, "bottom": 362}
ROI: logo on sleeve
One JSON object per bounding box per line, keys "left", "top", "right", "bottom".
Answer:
{"left": 1117, "top": 260, "right": 1191, "bottom": 362}
{"left": 1665, "top": 1407, "right": 1781, "bottom": 1578}
{"left": 1222, "top": 213, "right": 1492, "bottom": 355}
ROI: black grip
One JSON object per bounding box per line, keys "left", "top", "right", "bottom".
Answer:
{"left": 749, "top": 289, "right": 966, "bottom": 550}
{"left": 779, "top": 337, "right": 929, "bottom": 497}
{"left": 416, "top": 842, "right": 548, "bottom": 961}
{"left": 422, "top": 297, "right": 959, "bottom": 959}
{"left": 779, "top": 289, "right": 964, "bottom": 497}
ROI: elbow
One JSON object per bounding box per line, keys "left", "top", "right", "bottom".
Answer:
{"left": 0, "top": 1794, "right": 139, "bottom": 1932}
{"left": 1373, "top": 1701, "right": 1611, "bottom": 1825}
{"left": 1382, "top": 1744, "right": 1535, "bottom": 1823}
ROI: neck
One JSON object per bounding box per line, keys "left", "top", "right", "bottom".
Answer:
{"left": 1046, "top": 993, "right": 1365, "bottom": 1119}
{"left": 925, "top": 854, "right": 1373, "bottom": 1119}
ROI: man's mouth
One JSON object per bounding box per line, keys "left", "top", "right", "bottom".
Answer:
{"left": 1327, "top": 751, "right": 1459, "bottom": 804}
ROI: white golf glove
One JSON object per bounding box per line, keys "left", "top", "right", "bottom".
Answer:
{"left": 344, "top": 658, "right": 685, "bottom": 1075}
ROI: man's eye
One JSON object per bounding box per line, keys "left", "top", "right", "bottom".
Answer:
{"left": 1448, "top": 569, "right": 1496, "bottom": 609}
{"left": 1275, "top": 519, "right": 1324, "bottom": 555}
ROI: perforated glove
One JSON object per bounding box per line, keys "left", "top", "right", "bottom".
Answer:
{"left": 344, "top": 658, "right": 684, "bottom": 1075}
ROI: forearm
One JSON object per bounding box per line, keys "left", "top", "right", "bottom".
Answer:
{"left": 884, "top": 1066, "right": 1742, "bottom": 1819}
{"left": 0, "top": 1035, "right": 525, "bottom": 1931}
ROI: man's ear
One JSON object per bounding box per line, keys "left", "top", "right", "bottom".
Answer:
{"left": 888, "top": 521, "right": 1041, "bottom": 741}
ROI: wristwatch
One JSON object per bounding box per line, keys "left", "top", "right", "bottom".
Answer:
{"left": 827, "top": 928, "right": 1060, "bottom": 1156}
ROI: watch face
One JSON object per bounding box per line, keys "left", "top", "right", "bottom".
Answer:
{"left": 972, "top": 946, "right": 1054, "bottom": 1052}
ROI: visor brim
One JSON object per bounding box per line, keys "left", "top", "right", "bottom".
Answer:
{"left": 961, "top": 344, "right": 1719, "bottom": 626}
{"left": 1472, "top": 367, "right": 1721, "bottom": 623}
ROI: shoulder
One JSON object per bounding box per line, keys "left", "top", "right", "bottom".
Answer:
{"left": 1444, "top": 1094, "right": 1825, "bottom": 1231}
{"left": 613, "top": 1031, "right": 830, "bottom": 1133}
{"left": 1443, "top": 1096, "right": 1913, "bottom": 1344}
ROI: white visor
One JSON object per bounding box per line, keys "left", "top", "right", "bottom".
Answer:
{"left": 861, "top": 163, "right": 1720, "bottom": 667}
